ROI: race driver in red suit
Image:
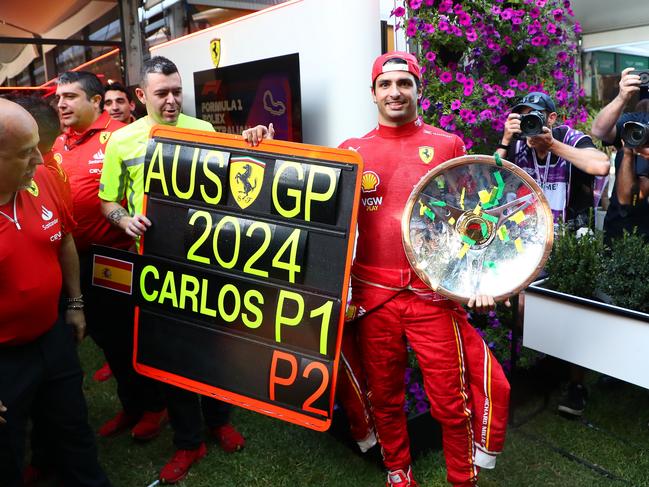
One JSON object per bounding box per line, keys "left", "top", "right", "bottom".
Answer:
{"left": 338, "top": 51, "right": 511, "bottom": 487}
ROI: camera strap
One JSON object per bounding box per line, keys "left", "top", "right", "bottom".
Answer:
{"left": 531, "top": 150, "right": 552, "bottom": 187}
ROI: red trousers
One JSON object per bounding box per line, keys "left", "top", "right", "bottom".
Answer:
{"left": 348, "top": 280, "right": 510, "bottom": 486}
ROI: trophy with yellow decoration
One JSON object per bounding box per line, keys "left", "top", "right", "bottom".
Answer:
{"left": 402, "top": 154, "right": 553, "bottom": 302}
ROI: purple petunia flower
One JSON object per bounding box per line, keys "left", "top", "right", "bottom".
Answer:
{"left": 421, "top": 98, "right": 431, "bottom": 111}
{"left": 451, "top": 25, "right": 463, "bottom": 37}
{"left": 501, "top": 8, "right": 513, "bottom": 20}
{"left": 536, "top": 0, "right": 547, "bottom": 6}
{"left": 466, "top": 28, "right": 478, "bottom": 42}
{"left": 479, "top": 109, "right": 494, "bottom": 121}
{"left": 458, "top": 12, "right": 472, "bottom": 26}
{"left": 416, "top": 401, "right": 429, "bottom": 414}
{"left": 451, "top": 99, "right": 462, "bottom": 110}
{"left": 406, "top": 23, "right": 418, "bottom": 36}
{"left": 426, "top": 51, "right": 436, "bottom": 62}
{"left": 552, "top": 8, "right": 563, "bottom": 21}
{"left": 409, "top": 0, "right": 423, "bottom": 9}
{"left": 423, "top": 23, "right": 435, "bottom": 34}
{"left": 392, "top": 6, "right": 405, "bottom": 17}
{"left": 463, "top": 85, "right": 474, "bottom": 97}
{"left": 439, "top": 114, "right": 454, "bottom": 127}
{"left": 557, "top": 51, "right": 568, "bottom": 62}
{"left": 456, "top": 72, "right": 467, "bottom": 83}
{"left": 404, "top": 367, "right": 413, "bottom": 384}
{"left": 529, "top": 57, "right": 539, "bottom": 64}
{"left": 440, "top": 71, "right": 453, "bottom": 83}
{"left": 529, "top": 7, "right": 541, "bottom": 18}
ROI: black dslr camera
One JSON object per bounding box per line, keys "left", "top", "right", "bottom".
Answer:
{"left": 630, "top": 69, "right": 649, "bottom": 88}
{"left": 519, "top": 110, "right": 547, "bottom": 137}
{"left": 622, "top": 121, "right": 649, "bottom": 148}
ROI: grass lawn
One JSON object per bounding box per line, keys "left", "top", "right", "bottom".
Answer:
{"left": 60, "top": 342, "right": 649, "bottom": 487}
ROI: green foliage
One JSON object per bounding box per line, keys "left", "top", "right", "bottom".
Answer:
{"left": 469, "top": 304, "right": 540, "bottom": 371}
{"left": 598, "top": 231, "right": 649, "bottom": 313}
{"left": 545, "top": 226, "right": 605, "bottom": 299}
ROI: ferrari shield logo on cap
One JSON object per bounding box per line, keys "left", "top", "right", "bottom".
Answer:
{"left": 210, "top": 38, "right": 221, "bottom": 67}
{"left": 230, "top": 156, "right": 265, "bottom": 209}
{"left": 419, "top": 146, "right": 434, "bottom": 164}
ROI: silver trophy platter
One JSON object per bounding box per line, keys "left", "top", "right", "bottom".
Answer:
{"left": 402, "top": 154, "right": 553, "bottom": 302}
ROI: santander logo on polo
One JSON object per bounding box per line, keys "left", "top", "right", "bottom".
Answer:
{"left": 41, "top": 205, "right": 60, "bottom": 234}
{"left": 41, "top": 205, "right": 53, "bottom": 221}
{"left": 361, "top": 171, "right": 383, "bottom": 212}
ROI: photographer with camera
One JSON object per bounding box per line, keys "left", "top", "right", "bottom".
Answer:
{"left": 496, "top": 92, "right": 609, "bottom": 226}
{"left": 592, "top": 68, "right": 649, "bottom": 243}
{"left": 496, "top": 92, "right": 609, "bottom": 418}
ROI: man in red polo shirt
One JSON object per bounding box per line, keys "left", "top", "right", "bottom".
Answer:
{"left": 6, "top": 95, "right": 72, "bottom": 211}
{"left": 52, "top": 71, "right": 167, "bottom": 441}
{"left": 0, "top": 98, "right": 111, "bottom": 486}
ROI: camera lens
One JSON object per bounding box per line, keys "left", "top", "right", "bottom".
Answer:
{"left": 520, "top": 111, "right": 545, "bottom": 136}
{"left": 622, "top": 122, "right": 649, "bottom": 148}
{"left": 640, "top": 72, "right": 649, "bottom": 85}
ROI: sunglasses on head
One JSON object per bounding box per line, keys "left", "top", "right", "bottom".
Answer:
{"left": 521, "top": 94, "right": 544, "bottom": 104}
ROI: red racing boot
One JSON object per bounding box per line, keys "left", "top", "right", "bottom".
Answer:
{"left": 131, "top": 409, "right": 168, "bottom": 441}
{"left": 93, "top": 362, "right": 113, "bottom": 382}
{"left": 386, "top": 466, "right": 418, "bottom": 487}
{"left": 98, "top": 410, "right": 139, "bottom": 437}
{"left": 210, "top": 423, "right": 245, "bottom": 452}
{"left": 159, "top": 443, "right": 207, "bottom": 484}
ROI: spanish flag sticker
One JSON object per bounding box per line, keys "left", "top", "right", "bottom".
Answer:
{"left": 92, "top": 255, "right": 133, "bottom": 294}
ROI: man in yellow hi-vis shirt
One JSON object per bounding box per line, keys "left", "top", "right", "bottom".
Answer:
{"left": 99, "top": 56, "right": 262, "bottom": 484}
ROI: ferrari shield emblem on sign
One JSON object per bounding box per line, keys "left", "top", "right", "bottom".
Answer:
{"left": 419, "top": 146, "right": 434, "bottom": 164}
{"left": 99, "top": 132, "right": 111, "bottom": 144}
{"left": 230, "top": 156, "right": 265, "bottom": 209}
{"left": 210, "top": 38, "right": 221, "bottom": 67}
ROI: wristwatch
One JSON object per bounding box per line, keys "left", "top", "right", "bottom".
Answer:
{"left": 496, "top": 143, "right": 509, "bottom": 150}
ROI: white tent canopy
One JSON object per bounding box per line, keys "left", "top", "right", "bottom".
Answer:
{"left": 566, "top": 0, "right": 649, "bottom": 55}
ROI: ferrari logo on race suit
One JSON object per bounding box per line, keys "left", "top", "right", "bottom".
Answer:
{"left": 210, "top": 39, "right": 221, "bottom": 67}
{"left": 229, "top": 156, "right": 265, "bottom": 209}
{"left": 419, "top": 146, "right": 434, "bottom": 164}
{"left": 99, "top": 132, "right": 111, "bottom": 145}
{"left": 26, "top": 180, "right": 39, "bottom": 197}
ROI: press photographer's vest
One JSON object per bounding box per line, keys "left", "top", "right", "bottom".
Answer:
{"left": 512, "top": 125, "right": 587, "bottom": 223}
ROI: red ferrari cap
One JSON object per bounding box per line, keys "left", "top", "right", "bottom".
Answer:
{"left": 371, "top": 51, "right": 421, "bottom": 84}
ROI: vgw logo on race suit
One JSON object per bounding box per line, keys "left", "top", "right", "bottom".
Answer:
{"left": 229, "top": 156, "right": 265, "bottom": 209}
{"left": 360, "top": 171, "right": 382, "bottom": 212}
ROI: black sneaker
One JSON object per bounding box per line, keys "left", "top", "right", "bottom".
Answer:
{"left": 558, "top": 383, "right": 587, "bottom": 416}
